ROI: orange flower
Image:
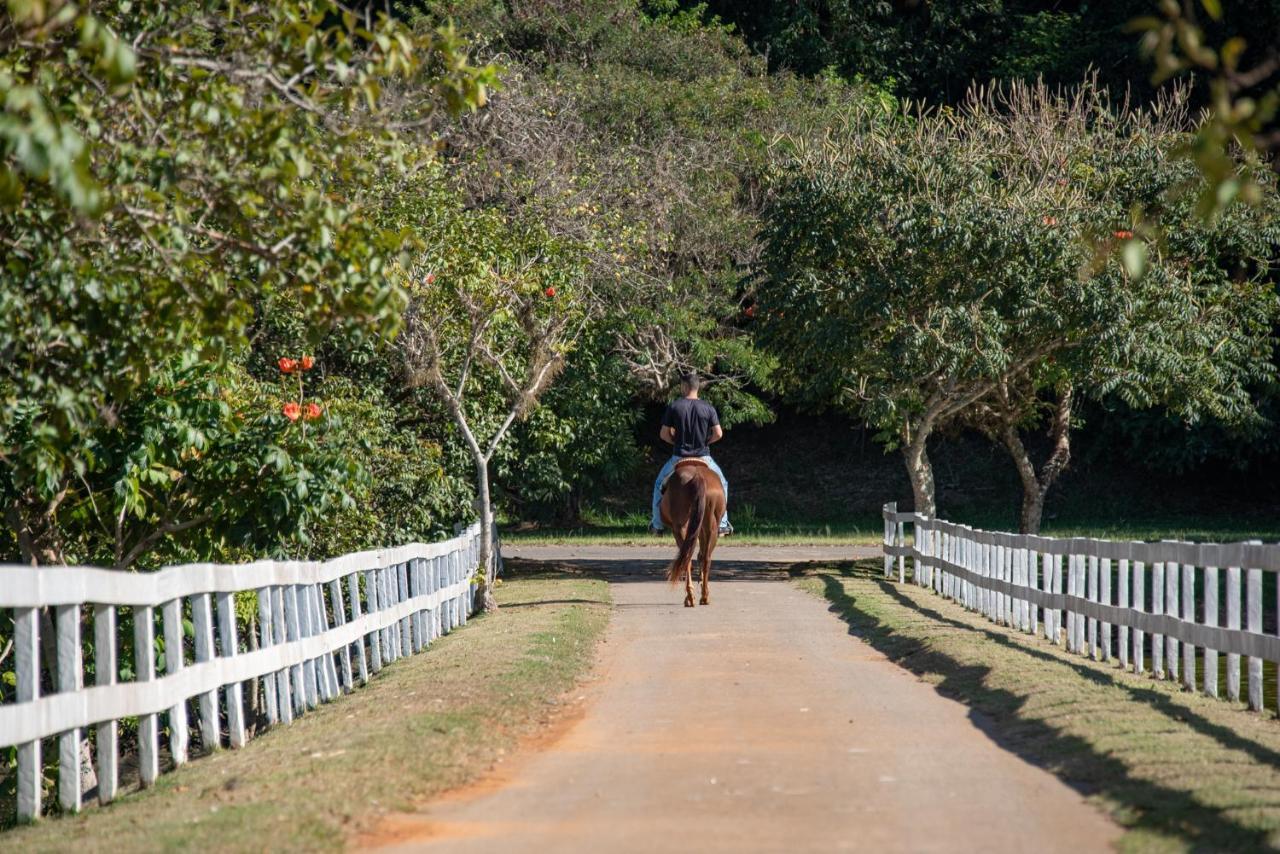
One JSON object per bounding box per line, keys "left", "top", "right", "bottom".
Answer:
{"left": 1041, "top": 215, "right": 1058, "bottom": 226}
{"left": 282, "top": 402, "right": 301, "bottom": 422}
{"left": 300, "top": 355, "right": 315, "bottom": 371}
{"left": 278, "top": 357, "right": 298, "bottom": 374}
{"left": 544, "top": 286, "right": 557, "bottom": 298}
{"left": 744, "top": 305, "right": 756, "bottom": 318}
{"left": 1113, "top": 229, "right": 1134, "bottom": 239}
{"left": 425, "top": 272, "right": 436, "bottom": 285}
{"left": 304, "top": 402, "right": 322, "bottom": 421}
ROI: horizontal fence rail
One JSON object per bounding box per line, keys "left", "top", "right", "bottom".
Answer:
{"left": 0, "top": 524, "right": 491, "bottom": 823}
{"left": 881, "top": 502, "right": 1280, "bottom": 716}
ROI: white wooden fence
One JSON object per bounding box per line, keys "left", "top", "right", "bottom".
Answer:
{"left": 882, "top": 502, "right": 1280, "bottom": 714}
{"left": 0, "top": 523, "right": 489, "bottom": 822}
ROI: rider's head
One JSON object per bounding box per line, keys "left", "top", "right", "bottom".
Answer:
{"left": 679, "top": 371, "right": 700, "bottom": 395}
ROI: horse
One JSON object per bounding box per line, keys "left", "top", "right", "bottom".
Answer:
{"left": 659, "top": 459, "right": 727, "bottom": 607}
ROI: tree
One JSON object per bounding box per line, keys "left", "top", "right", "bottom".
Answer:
{"left": 0, "top": 1, "right": 493, "bottom": 565}
{"left": 757, "top": 81, "right": 1280, "bottom": 528}
{"left": 391, "top": 169, "right": 590, "bottom": 611}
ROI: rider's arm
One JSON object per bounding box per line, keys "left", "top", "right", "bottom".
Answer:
{"left": 660, "top": 425, "right": 676, "bottom": 444}
{"left": 709, "top": 425, "right": 723, "bottom": 444}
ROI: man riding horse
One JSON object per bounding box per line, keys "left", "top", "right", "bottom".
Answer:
{"left": 649, "top": 371, "right": 731, "bottom": 536}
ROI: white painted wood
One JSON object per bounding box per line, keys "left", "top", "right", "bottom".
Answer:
{"left": 94, "top": 604, "right": 119, "bottom": 805}
{"left": 134, "top": 605, "right": 160, "bottom": 786}
{"left": 1182, "top": 563, "right": 1196, "bottom": 692}
{"left": 1133, "top": 561, "right": 1146, "bottom": 674}
{"left": 1101, "top": 558, "right": 1112, "bottom": 662}
{"left": 1205, "top": 565, "right": 1219, "bottom": 698}
{"left": 271, "top": 585, "right": 294, "bottom": 723}
{"left": 1088, "top": 555, "right": 1099, "bottom": 659}
{"left": 348, "top": 572, "right": 369, "bottom": 684}
{"left": 1227, "top": 563, "right": 1241, "bottom": 702}
{"left": 1118, "top": 558, "right": 1130, "bottom": 668}
{"left": 365, "top": 569, "right": 383, "bottom": 673}
{"left": 15, "top": 607, "right": 41, "bottom": 821}
{"left": 161, "top": 598, "right": 188, "bottom": 768}
{"left": 296, "top": 583, "right": 318, "bottom": 707}
{"left": 216, "top": 592, "right": 247, "bottom": 747}
{"left": 1041, "top": 553, "right": 1052, "bottom": 640}
{"left": 257, "top": 587, "right": 279, "bottom": 722}
{"left": 192, "top": 592, "right": 220, "bottom": 748}
{"left": 1247, "top": 559, "right": 1263, "bottom": 711}
{"left": 56, "top": 603, "right": 83, "bottom": 812}
{"left": 398, "top": 563, "right": 412, "bottom": 653}
{"left": 330, "top": 579, "right": 354, "bottom": 692}
{"left": 1152, "top": 562, "right": 1165, "bottom": 678}
{"left": 317, "top": 585, "right": 341, "bottom": 700}
{"left": 1065, "top": 554, "right": 1078, "bottom": 653}
{"left": 1052, "top": 553, "right": 1063, "bottom": 645}
{"left": 1165, "top": 552, "right": 1180, "bottom": 681}
{"left": 1029, "top": 549, "right": 1039, "bottom": 636}
{"left": 897, "top": 520, "right": 906, "bottom": 583}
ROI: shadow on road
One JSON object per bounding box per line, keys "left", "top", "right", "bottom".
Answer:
{"left": 818, "top": 565, "right": 1278, "bottom": 850}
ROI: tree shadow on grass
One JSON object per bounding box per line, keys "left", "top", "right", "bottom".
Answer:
{"left": 816, "top": 566, "right": 1278, "bottom": 851}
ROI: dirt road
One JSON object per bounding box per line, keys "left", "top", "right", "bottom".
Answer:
{"left": 366, "top": 546, "right": 1119, "bottom": 853}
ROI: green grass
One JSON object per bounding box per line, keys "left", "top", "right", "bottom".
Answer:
{"left": 503, "top": 501, "right": 1280, "bottom": 547}
{"left": 2, "top": 565, "right": 610, "bottom": 852}
{"left": 797, "top": 560, "right": 1280, "bottom": 852}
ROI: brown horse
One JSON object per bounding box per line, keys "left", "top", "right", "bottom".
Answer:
{"left": 660, "top": 459, "right": 727, "bottom": 607}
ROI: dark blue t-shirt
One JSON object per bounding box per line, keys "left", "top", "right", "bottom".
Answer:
{"left": 662, "top": 397, "right": 720, "bottom": 458}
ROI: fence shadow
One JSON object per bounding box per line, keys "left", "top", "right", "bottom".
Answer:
{"left": 817, "top": 566, "right": 1277, "bottom": 850}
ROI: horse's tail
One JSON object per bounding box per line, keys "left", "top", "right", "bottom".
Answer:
{"left": 667, "top": 473, "right": 706, "bottom": 585}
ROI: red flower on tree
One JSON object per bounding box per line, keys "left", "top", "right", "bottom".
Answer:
{"left": 305, "top": 402, "right": 322, "bottom": 421}
{"left": 278, "top": 357, "right": 298, "bottom": 374}
{"left": 282, "top": 402, "right": 301, "bottom": 422}
{"left": 744, "top": 305, "right": 756, "bottom": 318}
{"left": 425, "top": 272, "right": 436, "bottom": 285}
{"left": 1041, "top": 215, "right": 1058, "bottom": 226}
{"left": 300, "top": 355, "right": 315, "bottom": 371}
{"left": 544, "top": 286, "right": 556, "bottom": 298}
{"left": 1113, "top": 229, "right": 1134, "bottom": 239}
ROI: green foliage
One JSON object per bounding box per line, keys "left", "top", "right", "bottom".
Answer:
{"left": 0, "top": 1, "right": 492, "bottom": 564}
{"left": 757, "top": 80, "right": 1280, "bottom": 513}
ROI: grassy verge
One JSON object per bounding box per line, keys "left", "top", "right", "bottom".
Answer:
{"left": 3, "top": 563, "right": 609, "bottom": 852}
{"left": 796, "top": 560, "right": 1280, "bottom": 853}
{"left": 502, "top": 506, "right": 1280, "bottom": 547}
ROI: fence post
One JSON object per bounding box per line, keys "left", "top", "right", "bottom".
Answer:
{"left": 192, "top": 592, "right": 221, "bottom": 745}
{"left": 1118, "top": 553, "right": 1130, "bottom": 668}
{"left": 1182, "top": 555, "right": 1196, "bottom": 692}
{"left": 1088, "top": 553, "right": 1099, "bottom": 659}
{"left": 1133, "top": 558, "right": 1146, "bottom": 674}
{"left": 56, "top": 603, "right": 84, "bottom": 812}
{"left": 1152, "top": 560, "right": 1165, "bottom": 677}
{"left": 1227, "top": 557, "right": 1241, "bottom": 702}
{"left": 160, "top": 598, "right": 188, "bottom": 768}
{"left": 271, "top": 584, "right": 295, "bottom": 722}
{"left": 1101, "top": 556, "right": 1112, "bottom": 661}
{"left": 216, "top": 592, "right": 247, "bottom": 747}
{"left": 883, "top": 503, "right": 894, "bottom": 579}
{"left": 14, "top": 607, "right": 40, "bottom": 821}
{"left": 364, "top": 568, "right": 382, "bottom": 674}
{"left": 1246, "top": 540, "right": 1263, "bottom": 711}
{"left": 1205, "top": 561, "right": 1219, "bottom": 698}
{"left": 257, "top": 587, "right": 280, "bottom": 721}
{"left": 1165, "top": 544, "right": 1180, "bottom": 682}
{"left": 134, "top": 605, "right": 160, "bottom": 784}
{"left": 94, "top": 604, "right": 119, "bottom": 805}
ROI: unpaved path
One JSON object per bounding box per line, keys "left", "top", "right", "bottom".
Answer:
{"left": 365, "top": 546, "right": 1119, "bottom": 853}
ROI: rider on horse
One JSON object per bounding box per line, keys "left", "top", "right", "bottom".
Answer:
{"left": 649, "top": 371, "right": 731, "bottom": 536}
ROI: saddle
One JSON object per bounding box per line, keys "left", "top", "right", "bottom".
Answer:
{"left": 660, "top": 458, "right": 709, "bottom": 493}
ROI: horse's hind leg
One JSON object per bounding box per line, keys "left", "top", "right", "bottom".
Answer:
{"left": 684, "top": 560, "right": 695, "bottom": 607}
{"left": 699, "top": 529, "right": 713, "bottom": 605}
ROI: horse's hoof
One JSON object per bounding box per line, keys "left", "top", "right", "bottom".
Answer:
{"left": 684, "top": 599, "right": 695, "bottom": 608}
{"left": 700, "top": 598, "right": 709, "bottom": 606}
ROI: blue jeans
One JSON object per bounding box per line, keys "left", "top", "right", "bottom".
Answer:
{"left": 651, "top": 455, "right": 729, "bottom": 531}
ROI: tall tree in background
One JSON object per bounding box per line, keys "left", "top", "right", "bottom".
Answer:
{"left": 758, "top": 81, "right": 1279, "bottom": 528}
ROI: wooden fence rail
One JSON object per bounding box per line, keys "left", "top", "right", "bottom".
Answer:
{"left": 881, "top": 502, "right": 1280, "bottom": 715}
{"left": 0, "top": 523, "right": 490, "bottom": 822}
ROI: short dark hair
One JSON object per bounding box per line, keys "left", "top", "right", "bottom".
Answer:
{"left": 679, "top": 371, "right": 700, "bottom": 389}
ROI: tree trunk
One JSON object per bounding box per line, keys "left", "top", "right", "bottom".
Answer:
{"left": 1000, "top": 387, "right": 1073, "bottom": 535}
{"left": 902, "top": 434, "right": 937, "bottom": 517}
{"left": 474, "top": 459, "right": 498, "bottom": 613}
